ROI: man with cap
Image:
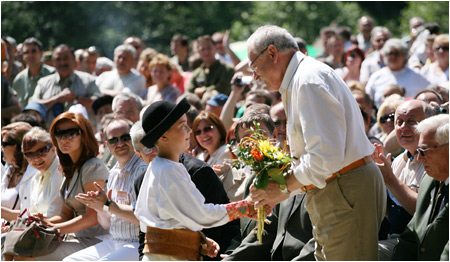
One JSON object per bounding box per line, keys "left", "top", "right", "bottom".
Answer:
{"left": 92, "top": 95, "right": 113, "bottom": 131}
{"left": 205, "top": 93, "right": 228, "bottom": 117}
{"left": 23, "top": 101, "right": 47, "bottom": 124}
{"left": 134, "top": 98, "right": 268, "bottom": 261}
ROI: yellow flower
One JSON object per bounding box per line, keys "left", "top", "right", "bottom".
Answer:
{"left": 259, "top": 140, "right": 274, "bottom": 157}
{"left": 275, "top": 151, "right": 285, "bottom": 160}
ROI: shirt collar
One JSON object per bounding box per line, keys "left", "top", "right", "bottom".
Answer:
{"left": 56, "top": 71, "right": 76, "bottom": 85}
{"left": 280, "top": 51, "right": 305, "bottom": 92}
{"left": 112, "top": 153, "right": 140, "bottom": 176}
{"left": 38, "top": 156, "right": 59, "bottom": 177}
{"left": 406, "top": 150, "right": 415, "bottom": 162}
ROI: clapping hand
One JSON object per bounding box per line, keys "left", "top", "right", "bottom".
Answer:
{"left": 75, "top": 182, "right": 112, "bottom": 212}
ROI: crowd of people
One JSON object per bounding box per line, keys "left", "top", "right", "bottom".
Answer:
{"left": 1, "top": 14, "right": 448, "bottom": 261}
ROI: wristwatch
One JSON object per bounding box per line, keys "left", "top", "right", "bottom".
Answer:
{"left": 279, "top": 184, "right": 290, "bottom": 194}
{"left": 103, "top": 199, "right": 112, "bottom": 212}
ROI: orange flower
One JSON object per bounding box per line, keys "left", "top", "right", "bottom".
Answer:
{"left": 251, "top": 149, "right": 264, "bottom": 161}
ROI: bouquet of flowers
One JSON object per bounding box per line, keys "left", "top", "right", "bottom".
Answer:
{"left": 232, "top": 122, "right": 293, "bottom": 244}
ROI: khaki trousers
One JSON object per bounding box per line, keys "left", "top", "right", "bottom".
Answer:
{"left": 142, "top": 253, "right": 185, "bottom": 261}
{"left": 305, "top": 161, "right": 386, "bottom": 260}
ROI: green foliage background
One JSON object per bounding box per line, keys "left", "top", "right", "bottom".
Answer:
{"left": 1, "top": 1, "right": 448, "bottom": 58}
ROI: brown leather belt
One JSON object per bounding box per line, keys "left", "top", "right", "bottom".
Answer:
{"left": 143, "top": 226, "right": 207, "bottom": 261}
{"left": 302, "top": 156, "right": 373, "bottom": 192}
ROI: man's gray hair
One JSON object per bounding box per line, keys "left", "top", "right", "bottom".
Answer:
{"left": 415, "top": 114, "right": 449, "bottom": 144}
{"left": 114, "top": 44, "right": 137, "bottom": 60}
{"left": 381, "top": 38, "right": 409, "bottom": 64}
{"left": 130, "top": 120, "right": 145, "bottom": 150}
{"left": 112, "top": 92, "right": 143, "bottom": 112}
{"left": 371, "top": 26, "right": 392, "bottom": 39}
{"left": 247, "top": 25, "right": 299, "bottom": 54}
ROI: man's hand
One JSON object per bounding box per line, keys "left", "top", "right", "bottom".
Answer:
{"left": 75, "top": 182, "right": 111, "bottom": 212}
{"left": 58, "top": 88, "right": 77, "bottom": 102}
{"left": 194, "top": 87, "right": 206, "bottom": 98}
{"left": 249, "top": 180, "right": 290, "bottom": 208}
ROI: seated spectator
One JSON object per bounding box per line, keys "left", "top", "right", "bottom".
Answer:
{"left": 66, "top": 118, "right": 147, "bottom": 261}
{"left": 360, "top": 26, "right": 392, "bottom": 83}
{"left": 124, "top": 36, "right": 146, "bottom": 66}
{"left": 270, "top": 102, "right": 288, "bottom": 149}
{"left": 33, "top": 112, "right": 109, "bottom": 261}
{"left": 12, "top": 37, "right": 55, "bottom": 108}
{"left": 186, "top": 35, "right": 235, "bottom": 98}
{"left": 356, "top": 16, "right": 374, "bottom": 54}
{"left": 31, "top": 44, "right": 101, "bottom": 126}
{"left": 381, "top": 84, "right": 406, "bottom": 103}
{"left": 205, "top": 93, "right": 228, "bottom": 117}
{"left": 415, "top": 88, "right": 444, "bottom": 105}
{"left": 146, "top": 54, "right": 180, "bottom": 105}
{"left": 335, "top": 45, "right": 365, "bottom": 83}
{"left": 112, "top": 92, "right": 142, "bottom": 124}
{"left": 315, "top": 26, "right": 336, "bottom": 59}
{"left": 351, "top": 88, "right": 376, "bottom": 132}
{"left": 95, "top": 56, "right": 114, "bottom": 76}
{"left": 91, "top": 95, "right": 113, "bottom": 136}
{"left": 235, "top": 89, "right": 272, "bottom": 118}
{"left": 170, "top": 34, "right": 191, "bottom": 72}
{"left": 10, "top": 113, "right": 43, "bottom": 128}
{"left": 137, "top": 47, "right": 159, "bottom": 88}
{"left": 3, "top": 36, "right": 23, "bottom": 83}
{"left": 212, "top": 30, "right": 241, "bottom": 67}
{"left": 96, "top": 44, "right": 146, "bottom": 98}
{"left": 319, "top": 35, "right": 345, "bottom": 69}
{"left": 373, "top": 95, "right": 404, "bottom": 155}
{"left": 79, "top": 46, "right": 100, "bottom": 76}
{"left": 365, "top": 38, "right": 430, "bottom": 108}
{"left": 420, "top": 34, "right": 449, "bottom": 85}
{"left": 1, "top": 122, "right": 35, "bottom": 223}
{"left": 391, "top": 114, "right": 448, "bottom": 261}
{"left": 22, "top": 100, "right": 47, "bottom": 129}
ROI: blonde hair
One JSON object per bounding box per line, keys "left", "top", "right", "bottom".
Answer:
{"left": 377, "top": 94, "right": 404, "bottom": 131}
{"left": 22, "top": 127, "right": 53, "bottom": 152}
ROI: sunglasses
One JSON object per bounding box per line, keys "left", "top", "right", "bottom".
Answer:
{"left": 107, "top": 134, "right": 131, "bottom": 145}
{"left": 435, "top": 46, "right": 449, "bottom": 52}
{"left": 24, "top": 145, "right": 52, "bottom": 159}
{"left": 2, "top": 140, "right": 15, "bottom": 147}
{"left": 380, "top": 113, "right": 395, "bottom": 124}
{"left": 416, "top": 143, "right": 449, "bottom": 157}
{"left": 375, "top": 38, "right": 387, "bottom": 43}
{"left": 54, "top": 128, "right": 81, "bottom": 140}
{"left": 194, "top": 125, "right": 214, "bottom": 136}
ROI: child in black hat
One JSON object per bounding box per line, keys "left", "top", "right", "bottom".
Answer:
{"left": 134, "top": 98, "right": 267, "bottom": 261}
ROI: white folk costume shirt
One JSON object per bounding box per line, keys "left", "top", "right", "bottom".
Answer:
{"left": 279, "top": 51, "right": 374, "bottom": 189}
{"left": 134, "top": 156, "right": 229, "bottom": 233}
{"left": 29, "top": 156, "right": 64, "bottom": 217}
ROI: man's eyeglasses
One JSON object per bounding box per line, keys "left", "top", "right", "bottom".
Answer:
{"left": 416, "top": 143, "right": 449, "bottom": 157}
{"left": 380, "top": 113, "right": 395, "bottom": 124}
{"left": 194, "top": 126, "right": 214, "bottom": 136}
{"left": 435, "top": 46, "right": 449, "bottom": 52}
{"left": 142, "top": 146, "right": 155, "bottom": 154}
{"left": 107, "top": 134, "right": 132, "bottom": 145}
{"left": 249, "top": 46, "right": 268, "bottom": 72}
{"left": 24, "top": 145, "right": 52, "bottom": 159}
{"left": 1, "top": 140, "right": 15, "bottom": 147}
{"left": 54, "top": 128, "right": 81, "bottom": 140}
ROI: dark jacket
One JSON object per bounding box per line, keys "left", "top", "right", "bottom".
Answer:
{"left": 392, "top": 174, "right": 449, "bottom": 261}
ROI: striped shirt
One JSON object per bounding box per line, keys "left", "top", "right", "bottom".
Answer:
{"left": 107, "top": 153, "right": 147, "bottom": 242}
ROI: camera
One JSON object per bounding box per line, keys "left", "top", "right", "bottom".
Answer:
{"left": 233, "top": 76, "right": 252, "bottom": 86}
{"left": 434, "top": 106, "right": 449, "bottom": 115}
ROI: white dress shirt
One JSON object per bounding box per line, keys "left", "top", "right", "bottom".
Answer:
{"left": 279, "top": 51, "right": 374, "bottom": 189}
{"left": 134, "top": 156, "right": 229, "bottom": 233}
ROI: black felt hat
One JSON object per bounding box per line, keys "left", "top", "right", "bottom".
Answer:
{"left": 91, "top": 95, "right": 113, "bottom": 115}
{"left": 141, "top": 98, "right": 191, "bottom": 148}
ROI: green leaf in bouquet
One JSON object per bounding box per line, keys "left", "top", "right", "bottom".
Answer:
{"left": 267, "top": 167, "right": 286, "bottom": 186}
{"left": 253, "top": 169, "right": 269, "bottom": 190}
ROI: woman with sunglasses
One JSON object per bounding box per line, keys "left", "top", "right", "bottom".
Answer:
{"left": 375, "top": 95, "right": 405, "bottom": 157}
{"left": 1, "top": 122, "right": 36, "bottom": 223}
{"left": 3, "top": 127, "right": 64, "bottom": 261}
{"left": 420, "top": 34, "right": 449, "bottom": 85}
{"left": 33, "top": 112, "right": 109, "bottom": 261}
{"left": 335, "top": 45, "right": 365, "bottom": 84}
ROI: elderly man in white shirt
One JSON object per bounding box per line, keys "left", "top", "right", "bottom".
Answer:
{"left": 247, "top": 25, "right": 386, "bottom": 261}
{"left": 96, "top": 44, "right": 146, "bottom": 99}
